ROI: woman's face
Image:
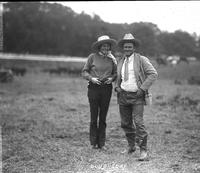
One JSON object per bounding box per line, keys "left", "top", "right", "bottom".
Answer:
{"left": 99, "top": 43, "right": 111, "bottom": 55}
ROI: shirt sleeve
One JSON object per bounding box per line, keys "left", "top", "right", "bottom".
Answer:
{"left": 139, "top": 56, "right": 158, "bottom": 91}
{"left": 81, "top": 54, "right": 93, "bottom": 81}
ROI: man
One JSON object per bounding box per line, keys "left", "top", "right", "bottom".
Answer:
{"left": 115, "top": 33, "right": 158, "bottom": 161}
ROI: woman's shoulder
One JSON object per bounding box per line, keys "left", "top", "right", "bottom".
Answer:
{"left": 88, "top": 53, "right": 98, "bottom": 59}
{"left": 86, "top": 53, "right": 95, "bottom": 62}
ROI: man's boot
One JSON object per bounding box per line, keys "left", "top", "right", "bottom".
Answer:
{"left": 138, "top": 149, "right": 148, "bottom": 161}
{"left": 126, "top": 133, "right": 136, "bottom": 154}
{"left": 138, "top": 136, "right": 149, "bottom": 161}
{"left": 128, "top": 146, "right": 136, "bottom": 154}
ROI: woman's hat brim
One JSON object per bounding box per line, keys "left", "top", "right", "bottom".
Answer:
{"left": 92, "top": 39, "right": 117, "bottom": 51}
{"left": 118, "top": 39, "right": 140, "bottom": 49}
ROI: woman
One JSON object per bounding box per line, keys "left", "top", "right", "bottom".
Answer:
{"left": 82, "top": 35, "right": 117, "bottom": 150}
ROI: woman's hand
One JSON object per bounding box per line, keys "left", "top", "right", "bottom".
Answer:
{"left": 91, "top": 77, "right": 101, "bottom": 85}
{"left": 104, "top": 77, "right": 113, "bottom": 84}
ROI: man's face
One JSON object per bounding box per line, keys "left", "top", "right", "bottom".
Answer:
{"left": 123, "top": 43, "right": 135, "bottom": 57}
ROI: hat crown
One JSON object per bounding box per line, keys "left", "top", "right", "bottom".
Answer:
{"left": 118, "top": 33, "right": 140, "bottom": 48}
{"left": 97, "top": 35, "right": 110, "bottom": 42}
{"left": 123, "top": 33, "right": 135, "bottom": 40}
{"left": 92, "top": 35, "right": 116, "bottom": 51}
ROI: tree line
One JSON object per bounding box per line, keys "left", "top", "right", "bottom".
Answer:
{"left": 3, "top": 2, "right": 200, "bottom": 59}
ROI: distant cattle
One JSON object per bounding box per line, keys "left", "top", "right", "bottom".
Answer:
{"left": 156, "top": 57, "right": 167, "bottom": 66}
{"left": 0, "top": 69, "right": 14, "bottom": 83}
{"left": 43, "top": 67, "right": 81, "bottom": 75}
{"left": 166, "top": 55, "right": 191, "bottom": 67}
{"left": 49, "top": 69, "right": 62, "bottom": 75}
{"left": 177, "top": 56, "right": 189, "bottom": 64}
{"left": 166, "top": 55, "right": 180, "bottom": 66}
{"left": 188, "top": 76, "right": 200, "bottom": 85}
{"left": 11, "top": 67, "right": 27, "bottom": 76}
{"left": 155, "top": 55, "right": 195, "bottom": 67}
{"left": 187, "top": 57, "right": 197, "bottom": 62}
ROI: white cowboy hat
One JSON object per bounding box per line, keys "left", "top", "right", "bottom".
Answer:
{"left": 92, "top": 35, "right": 117, "bottom": 52}
{"left": 118, "top": 33, "right": 140, "bottom": 49}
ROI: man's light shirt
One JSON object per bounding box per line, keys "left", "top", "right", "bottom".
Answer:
{"left": 121, "top": 53, "right": 138, "bottom": 92}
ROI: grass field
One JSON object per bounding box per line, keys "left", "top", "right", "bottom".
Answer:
{"left": 1, "top": 60, "right": 200, "bottom": 173}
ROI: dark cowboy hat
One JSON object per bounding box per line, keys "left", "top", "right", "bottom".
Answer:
{"left": 92, "top": 35, "right": 117, "bottom": 52}
{"left": 118, "top": 33, "right": 140, "bottom": 49}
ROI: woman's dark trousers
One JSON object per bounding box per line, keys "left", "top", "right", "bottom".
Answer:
{"left": 88, "top": 83, "right": 112, "bottom": 148}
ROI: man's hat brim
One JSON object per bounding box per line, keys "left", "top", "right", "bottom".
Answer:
{"left": 92, "top": 39, "right": 117, "bottom": 51}
{"left": 118, "top": 39, "right": 140, "bottom": 49}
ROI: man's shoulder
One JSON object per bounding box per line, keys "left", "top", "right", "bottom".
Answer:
{"left": 136, "top": 53, "right": 150, "bottom": 63}
{"left": 117, "top": 56, "right": 125, "bottom": 65}
{"left": 136, "top": 53, "right": 148, "bottom": 60}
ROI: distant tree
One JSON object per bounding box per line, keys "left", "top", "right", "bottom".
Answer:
{"left": 3, "top": 2, "right": 200, "bottom": 58}
{"left": 157, "top": 32, "right": 174, "bottom": 56}
{"left": 129, "top": 22, "right": 161, "bottom": 57}
{"left": 195, "top": 36, "right": 200, "bottom": 60}
{"left": 157, "top": 30, "right": 197, "bottom": 57}
{"left": 173, "top": 30, "right": 196, "bottom": 57}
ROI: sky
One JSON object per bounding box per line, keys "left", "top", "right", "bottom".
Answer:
{"left": 54, "top": 1, "right": 200, "bottom": 36}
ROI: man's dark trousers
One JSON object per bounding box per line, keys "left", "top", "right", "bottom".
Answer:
{"left": 88, "top": 83, "right": 112, "bottom": 148}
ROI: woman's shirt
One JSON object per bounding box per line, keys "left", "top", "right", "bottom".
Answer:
{"left": 82, "top": 53, "right": 117, "bottom": 82}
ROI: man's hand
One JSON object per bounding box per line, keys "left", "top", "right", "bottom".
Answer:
{"left": 91, "top": 77, "right": 101, "bottom": 85}
{"left": 104, "top": 77, "right": 113, "bottom": 84}
{"left": 115, "top": 87, "right": 123, "bottom": 93}
{"left": 136, "top": 88, "right": 145, "bottom": 97}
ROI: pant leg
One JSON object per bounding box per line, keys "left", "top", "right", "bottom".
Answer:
{"left": 119, "top": 104, "right": 136, "bottom": 148}
{"left": 132, "top": 103, "right": 148, "bottom": 151}
{"left": 88, "top": 87, "right": 100, "bottom": 146}
{"left": 98, "top": 85, "right": 112, "bottom": 147}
